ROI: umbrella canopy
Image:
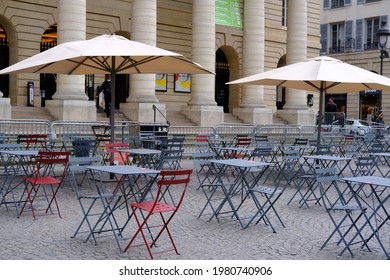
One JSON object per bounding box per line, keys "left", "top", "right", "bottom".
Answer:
{"left": 0, "top": 34, "right": 213, "bottom": 152}
{"left": 0, "top": 34, "right": 214, "bottom": 75}
{"left": 227, "top": 55, "right": 390, "bottom": 145}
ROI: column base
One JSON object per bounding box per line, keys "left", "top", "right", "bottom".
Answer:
{"left": 0, "top": 98, "right": 11, "bottom": 119}
{"left": 121, "top": 103, "right": 166, "bottom": 123}
{"left": 277, "top": 109, "right": 316, "bottom": 125}
{"left": 181, "top": 105, "right": 224, "bottom": 126}
{"left": 233, "top": 107, "right": 273, "bottom": 125}
{"left": 45, "top": 99, "right": 97, "bottom": 121}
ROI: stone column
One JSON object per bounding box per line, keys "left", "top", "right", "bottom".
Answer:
{"left": 0, "top": 91, "right": 11, "bottom": 118}
{"left": 233, "top": 0, "right": 272, "bottom": 124}
{"left": 278, "top": 0, "right": 315, "bottom": 124}
{"left": 46, "top": 0, "right": 96, "bottom": 121}
{"left": 181, "top": 0, "right": 223, "bottom": 126}
{"left": 121, "top": 0, "right": 162, "bottom": 122}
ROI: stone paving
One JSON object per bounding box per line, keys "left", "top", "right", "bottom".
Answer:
{"left": 0, "top": 159, "right": 388, "bottom": 260}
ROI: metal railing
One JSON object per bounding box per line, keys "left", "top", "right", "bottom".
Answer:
{"left": 2, "top": 119, "right": 389, "bottom": 155}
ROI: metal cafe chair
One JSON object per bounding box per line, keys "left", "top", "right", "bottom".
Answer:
{"left": 243, "top": 164, "right": 288, "bottom": 232}
{"left": 316, "top": 167, "right": 369, "bottom": 257}
{"left": 69, "top": 156, "right": 119, "bottom": 246}
{"left": 123, "top": 169, "right": 192, "bottom": 259}
{"left": 101, "top": 142, "right": 129, "bottom": 165}
{"left": 155, "top": 148, "right": 184, "bottom": 170}
{"left": 248, "top": 146, "right": 280, "bottom": 183}
{"left": 72, "top": 138, "right": 97, "bottom": 157}
{"left": 19, "top": 151, "right": 71, "bottom": 219}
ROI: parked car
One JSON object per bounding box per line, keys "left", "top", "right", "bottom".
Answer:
{"left": 332, "top": 118, "right": 370, "bottom": 135}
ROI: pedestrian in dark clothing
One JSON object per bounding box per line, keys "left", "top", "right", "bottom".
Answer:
{"left": 325, "top": 97, "right": 337, "bottom": 124}
{"left": 100, "top": 74, "right": 111, "bottom": 118}
{"left": 375, "top": 113, "right": 384, "bottom": 125}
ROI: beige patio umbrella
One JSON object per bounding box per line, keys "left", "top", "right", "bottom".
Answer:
{"left": 227, "top": 55, "right": 390, "bottom": 145}
{"left": 0, "top": 34, "right": 213, "bottom": 146}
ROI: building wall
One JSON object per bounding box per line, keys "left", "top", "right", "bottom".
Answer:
{"left": 0, "top": 0, "right": 321, "bottom": 121}
{"left": 321, "top": 0, "right": 390, "bottom": 120}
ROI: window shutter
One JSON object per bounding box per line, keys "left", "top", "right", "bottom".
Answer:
{"left": 320, "top": 24, "right": 328, "bottom": 54}
{"left": 355, "top": 19, "right": 363, "bottom": 51}
{"left": 345, "top": 20, "right": 353, "bottom": 49}
{"left": 323, "top": 0, "right": 330, "bottom": 9}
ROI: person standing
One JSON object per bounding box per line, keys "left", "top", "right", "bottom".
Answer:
{"left": 100, "top": 74, "right": 112, "bottom": 118}
{"left": 375, "top": 113, "right": 384, "bottom": 125}
{"left": 325, "top": 97, "right": 337, "bottom": 125}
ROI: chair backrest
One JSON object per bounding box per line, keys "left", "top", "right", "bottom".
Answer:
{"left": 155, "top": 169, "right": 193, "bottom": 207}
{"left": 314, "top": 167, "right": 344, "bottom": 208}
{"left": 315, "top": 145, "right": 333, "bottom": 155}
{"left": 249, "top": 147, "right": 275, "bottom": 163}
{"left": 72, "top": 138, "right": 97, "bottom": 157}
{"left": 68, "top": 156, "right": 102, "bottom": 193}
{"left": 35, "top": 151, "right": 71, "bottom": 179}
{"left": 122, "top": 135, "right": 143, "bottom": 149}
{"left": 342, "top": 145, "right": 360, "bottom": 158}
{"left": 367, "top": 143, "right": 384, "bottom": 154}
{"left": 195, "top": 134, "right": 208, "bottom": 143}
{"left": 293, "top": 138, "right": 308, "bottom": 146}
{"left": 105, "top": 142, "right": 128, "bottom": 153}
{"left": 18, "top": 134, "right": 48, "bottom": 150}
{"left": 235, "top": 137, "right": 252, "bottom": 148}
{"left": 159, "top": 136, "right": 185, "bottom": 150}
{"left": 278, "top": 149, "right": 302, "bottom": 182}
{"left": 105, "top": 142, "right": 129, "bottom": 165}
{"left": 352, "top": 156, "right": 377, "bottom": 176}
{"left": 156, "top": 149, "right": 184, "bottom": 170}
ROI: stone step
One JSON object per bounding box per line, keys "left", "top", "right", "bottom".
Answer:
{"left": 11, "top": 106, "right": 55, "bottom": 121}
{"left": 166, "top": 111, "right": 196, "bottom": 126}
{"left": 224, "top": 113, "right": 243, "bottom": 124}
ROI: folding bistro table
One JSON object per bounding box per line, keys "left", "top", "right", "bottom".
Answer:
{"left": 0, "top": 149, "right": 39, "bottom": 217}
{"left": 200, "top": 158, "right": 270, "bottom": 229}
{"left": 341, "top": 176, "right": 390, "bottom": 259}
{"left": 119, "top": 148, "right": 161, "bottom": 168}
{"left": 302, "top": 154, "right": 352, "bottom": 176}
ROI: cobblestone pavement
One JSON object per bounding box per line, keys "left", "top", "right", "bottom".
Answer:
{"left": 0, "top": 159, "right": 388, "bottom": 260}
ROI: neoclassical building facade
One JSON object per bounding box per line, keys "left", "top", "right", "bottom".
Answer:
{"left": 0, "top": 0, "right": 321, "bottom": 126}
{"left": 321, "top": 0, "right": 390, "bottom": 121}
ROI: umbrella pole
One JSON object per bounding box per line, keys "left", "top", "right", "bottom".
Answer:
{"left": 109, "top": 59, "right": 116, "bottom": 176}
{"left": 317, "top": 85, "right": 325, "bottom": 148}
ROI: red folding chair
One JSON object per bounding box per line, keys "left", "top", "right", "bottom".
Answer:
{"left": 102, "top": 142, "right": 129, "bottom": 165}
{"left": 225, "top": 137, "right": 252, "bottom": 159}
{"left": 124, "top": 169, "right": 192, "bottom": 259}
{"left": 19, "top": 151, "right": 71, "bottom": 219}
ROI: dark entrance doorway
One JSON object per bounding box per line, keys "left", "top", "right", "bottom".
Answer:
{"left": 0, "top": 25, "right": 9, "bottom": 97}
{"left": 40, "top": 24, "right": 57, "bottom": 105}
{"left": 215, "top": 49, "right": 230, "bottom": 113}
{"left": 115, "top": 74, "right": 129, "bottom": 109}
{"left": 360, "top": 89, "right": 381, "bottom": 121}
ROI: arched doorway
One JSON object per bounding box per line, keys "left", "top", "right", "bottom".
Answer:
{"left": 215, "top": 49, "right": 230, "bottom": 113}
{"left": 276, "top": 55, "right": 286, "bottom": 109}
{"left": 40, "top": 24, "right": 57, "bottom": 106}
{"left": 0, "top": 24, "right": 9, "bottom": 97}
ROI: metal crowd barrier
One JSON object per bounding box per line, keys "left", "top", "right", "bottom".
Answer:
{"left": 2, "top": 118, "right": 388, "bottom": 155}
{"left": 0, "top": 119, "right": 51, "bottom": 142}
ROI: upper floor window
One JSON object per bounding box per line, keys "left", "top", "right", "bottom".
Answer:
{"left": 331, "top": 0, "right": 344, "bottom": 8}
{"left": 358, "top": 0, "right": 381, "bottom": 4}
{"left": 324, "top": 0, "right": 351, "bottom": 9}
{"left": 330, "top": 22, "right": 345, "bottom": 53}
{"left": 365, "top": 17, "right": 380, "bottom": 50}
{"left": 282, "top": 0, "right": 287, "bottom": 27}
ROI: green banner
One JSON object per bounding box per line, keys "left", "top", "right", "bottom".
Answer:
{"left": 215, "top": 0, "right": 242, "bottom": 28}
